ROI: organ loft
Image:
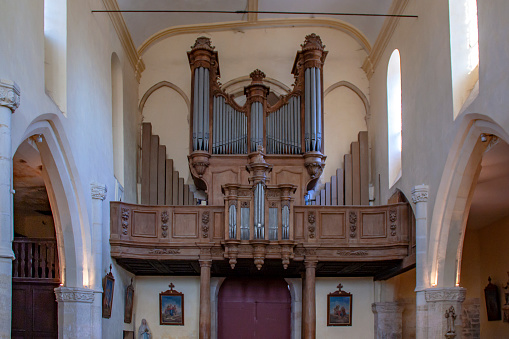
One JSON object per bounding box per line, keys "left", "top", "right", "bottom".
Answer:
{"left": 110, "top": 34, "right": 415, "bottom": 338}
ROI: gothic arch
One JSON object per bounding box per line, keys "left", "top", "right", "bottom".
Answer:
{"left": 139, "top": 81, "right": 190, "bottom": 113}
{"left": 428, "top": 114, "right": 509, "bottom": 288}
{"left": 17, "top": 115, "right": 91, "bottom": 287}
{"left": 324, "top": 81, "right": 370, "bottom": 118}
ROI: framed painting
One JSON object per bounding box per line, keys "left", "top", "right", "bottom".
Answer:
{"left": 327, "top": 283, "right": 352, "bottom": 326}
{"left": 485, "top": 277, "right": 501, "bottom": 321}
{"left": 102, "top": 265, "right": 115, "bottom": 319}
{"left": 124, "top": 278, "right": 134, "bottom": 323}
{"left": 160, "top": 282, "right": 184, "bottom": 325}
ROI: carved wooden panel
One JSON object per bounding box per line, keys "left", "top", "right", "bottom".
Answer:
{"left": 274, "top": 168, "right": 305, "bottom": 205}
{"left": 294, "top": 211, "right": 304, "bottom": 240}
{"left": 132, "top": 211, "right": 158, "bottom": 238}
{"left": 211, "top": 169, "right": 238, "bottom": 205}
{"left": 319, "top": 212, "right": 346, "bottom": 239}
{"left": 173, "top": 212, "right": 199, "bottom": 238}
{"left": 214, "top": 211, "right": 224, "bottom": 239}
{"left": 360, "top": 212, "right": 387, "bottom": 238}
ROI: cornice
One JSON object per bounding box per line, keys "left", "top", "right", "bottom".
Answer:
{"left": 54, "top": 287, "right": 95, "bottom": 303}
{"left": 425, "top": 287, "right": 466, "bottom": 303}
{"left": 362, "top": 0, "right": 409, "bottom": 79}
{"left": 138, "top": 17, "right": 372, "bottom": 57}
{"left": 101, "top": 0, "right": 145, "bottom": 82}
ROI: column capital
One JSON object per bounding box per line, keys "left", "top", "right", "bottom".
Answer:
{"left": 371, "top": 301, "right": 404, "bottom": 314}
{"left": 54, "top": 286, "right": 95, "bottom": 303}
{"left": 304, "top": 259, "right": 318, "bottom": 269}
{"left": 199, "top": 259, "right": 212, "bottom": 268}
{"left": 412, "top": 184, "right": 429, "bottom": 203}
{"left": 424, "top": 287, "right": 466, "bottom": 303}
{"left": 0, "top": 79, "right": 20, "bottom": 113}
{"left": 90, "top": 182, "right": 107, "bottom": 200}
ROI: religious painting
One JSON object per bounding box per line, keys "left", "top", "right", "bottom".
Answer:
{"left": 327, "top": 283, "right": 352, "bottom": 326}
{"left": 160, "top": 282, "right": 184, "bottom": 325}
{"left": 484, "top": 277, "right": 501, "bottom": 321}
{"left": 102, "top": 265, "right": 115, "bottom": 318}
{"left": 124, "top": 278, "right": 134, "bottom": 323}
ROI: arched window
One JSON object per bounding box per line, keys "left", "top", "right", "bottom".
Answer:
{"left": 387, "top": 49, "right": 402, "bottom": 188}
{"left": 449, "top": 0, "right": 479, "bottom": 119}
{"left": 111, "top": 53, "right": 124, "bottom": 196}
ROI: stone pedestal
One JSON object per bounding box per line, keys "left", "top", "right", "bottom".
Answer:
{"left": 425, "top": 287, "right": 466, "bottom": 339}
{"left": 54, "top": 287, "right": 95, "bottom": 339}
{"left": 0, "top": 79, "right": 20, "bottom": 339}
{"left": 372, "top": 302, "right": 404, "bottom": 339}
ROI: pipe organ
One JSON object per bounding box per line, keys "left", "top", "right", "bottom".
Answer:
{"left": 188, "top": 34, "right": 328, "bottom": 202}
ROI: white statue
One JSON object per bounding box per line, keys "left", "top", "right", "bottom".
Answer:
{"left": 138, "top": 319, "right": 151, "bottom": 339}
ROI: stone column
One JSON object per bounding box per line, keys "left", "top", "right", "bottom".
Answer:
{"left": 372, "top": 302, "right": 404, "bottom": 339}
{"left": 412, "top": 184, "right": 429, "bottom": 339}
{"left": 0, "top": 79, "right": 20, "bottom": 339}
{"left": 302, "top": 260, "right": 317, "bottom": 339}
{"left": 425, "top": 287, "right": 466, "bottom": 338}
{"left": 90, "top": 182, "right": 106, "bottom": 339}
{"left": 54, "top": 287, "right": 95, "bottom": 339}
{"left": 199, "top": 259, "right": 212, "bottom": 339}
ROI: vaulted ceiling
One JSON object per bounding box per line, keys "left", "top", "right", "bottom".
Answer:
{"left": 116, "top": 0, "right": 394, "bottom": 50}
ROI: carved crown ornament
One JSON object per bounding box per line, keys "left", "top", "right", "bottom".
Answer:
{"left": 250, "top": 69, "right": 266, "bottom": 82}
{"left": 301, "top": 33, "right": 326, "bottom": 51}
{"left": 190, "top": 36, "right": 215, "bottom": 51}
{"left": 0, "top": 79, "right": 20, "bottom": 112}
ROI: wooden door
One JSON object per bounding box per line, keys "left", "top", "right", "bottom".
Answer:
{"left": 12, "top": 282, "right": 59, "bottom": 339}
{"left": 218, "top": 278, "right": 291, "bottom": 339}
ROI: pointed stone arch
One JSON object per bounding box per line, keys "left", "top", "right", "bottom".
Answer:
{"left": 428, "top": 114, "right": 509, "bottom": 288}
{"left": 17, "top": 115, "right": 91, "bottom": 287}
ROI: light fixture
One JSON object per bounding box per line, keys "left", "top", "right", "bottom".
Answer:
{"left": 480, "top": 133, "right": 494, "bottom": 142}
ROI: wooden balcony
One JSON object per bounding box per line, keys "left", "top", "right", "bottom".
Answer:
{"left": 12, "top": 238, "right": 60, "bottom": 282}
{"left": 110, "top": 202, "right": 414, "bottom": 279}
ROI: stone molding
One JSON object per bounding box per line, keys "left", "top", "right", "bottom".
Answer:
{"left": 0, "top": 79, "right": 20, "bottom": 112}
{"left": 90, "top": 182, "right": 107, "bottom": 200}
{"left": 371, "top": 302, "right": 404, "bottom": 313}
{"left": 412, "top": 184, "right": 429, "bottom": 203}
{"left": 54, "top": 287, "right": 95, "bottom": 303}
{"left": 425, "top": 287, "right": 466, "bottom": 303}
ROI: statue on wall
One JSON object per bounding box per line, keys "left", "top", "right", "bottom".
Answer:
{"left": 138, "top": 319, "right": 151, "bottom": 339}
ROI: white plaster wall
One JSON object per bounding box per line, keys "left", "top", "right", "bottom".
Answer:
{"left": 315, "top": 277, "right": 374, "bottom": 338}
{"left": 140, "top": 26, "right": 369, "bottom": 183}
{"left": 133, "top": 276, "right": 200, "bottom": 339}
{"left": 142, "top": 87, "right": 191, "bottom": 182}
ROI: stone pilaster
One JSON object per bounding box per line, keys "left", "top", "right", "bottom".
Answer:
{"left": 425, "top": 287, "right": 466, "bottom": 339}
{"left": 412, "top": 185, "right": 429, "bottom": 339}
{"left": 372, "top": 302, "right": 404, "bottom": 339}
{"left": 54, "top": 287, "right": 95, "bottom": 339}
{"left": 90, "top": 182, "right": 106, "bottom": 339}
{"left": 0, "top": 79, "right": 20, "bottom": 339}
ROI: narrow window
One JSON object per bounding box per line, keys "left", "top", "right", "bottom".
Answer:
{"left": 387, "top": 50, "right": 402, "bottom": 188}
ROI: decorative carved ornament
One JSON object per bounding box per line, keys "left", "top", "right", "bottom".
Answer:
{"left": 269, "top": 201, "right": 278, "bottom": 208}
{"left": 190, "top": 36, "right": 215, "bottom": 51}
{"left": 294, "top": 248, "right": 306, "bottom": 256}
{"left": 211, "top": 248, "right": 224, "bottom": 257}
{"left": 241, "top": 201, "right": 250, "bottom": 208}
{"left": 389, "top": 209, "right": 397, "bottom": 236}
{"left": 349, "top": 211, "right": 357, "bottom": 238}
{"left": 121, "top": 208, "right": 130, "bottom": 235}
{"left": 149, "top": 248, "right": 180, "bottom": 255}
{"left": 250, "top": 69, "right": 266, "bottom": 82}
{"left": 308, "top": 211, "right": 316, "bottom": 239}
{"left": 54, "top": 287, "right": 95, "bottom": 303}
{"left": 337, "top": 250, "right": 368, "bottom": 256}
{"left": 301, "top": 33, "right": 326, "bottom": 51}
{"left": 445, "top": 306, "right": 457, "bottom": 339}
{"left": 424, "top": 287, "right": 466, "bottom": 303}
{"left": 238, "top": 190, "right": 252, "bottom": 197}
{"left": 90, "top": 182, "right": 107, "bottom": 200}
{"left": 202, "top": 211, "right": 210, "bottom": 238}
{"left": 161, "top": 211, "right": 169, "bottom": 238}
{"left": 411, "top": 185, "right": 429, "bottom": 203}
{"left": 0, "top": 79, "right": 20, "bottom": 112}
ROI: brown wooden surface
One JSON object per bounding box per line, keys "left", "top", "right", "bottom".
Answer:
{"left": 149, "top": 135, "right": 159, "bottom": 205}
{"left": 336, "top": 168, "right": 344, "bottom": 206}
{"left": 359, "top": 131, "right": 369, "bottom": 205}
{"left": 178, "top": 178, "right": 184, "bottom": 205}
{"left": 344, "top": 155, "right": 352, "bottom": 205}
{"left": 141, "top": 123, "right": 152, "bottom": 204}
{"left": 166, "top": 159, "right": 174, "bottom": 205}
{"left": 351, "top": 141, "right": 360, "bottom": 205}
{"left": 158, "top": 145, "right": 166, "bottom": 205}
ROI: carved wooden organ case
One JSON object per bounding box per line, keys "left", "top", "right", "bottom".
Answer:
{"left": 188, "top": 34, "right": 328, "bottom": 207}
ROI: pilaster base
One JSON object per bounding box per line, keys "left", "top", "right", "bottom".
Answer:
{"left": 54, "top": 287, "right": 96, "bottom": 339}
{"left": 372, "top": 302, "right": 404, "bottom": 339}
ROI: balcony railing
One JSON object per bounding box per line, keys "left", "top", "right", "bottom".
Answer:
{"left": 12, "top": 238, "right": 60, "bottom": 281}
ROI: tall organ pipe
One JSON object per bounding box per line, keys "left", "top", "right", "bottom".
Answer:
{"left": 304, "top": 67, "right": 322, "bottom": 152}
{"left": 192, "top": 67, "right": 210, "bottom": 151}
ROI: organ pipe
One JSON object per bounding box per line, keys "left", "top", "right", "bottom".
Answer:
{"left": 192, "top": 67, "right": 210, "bottom": 151}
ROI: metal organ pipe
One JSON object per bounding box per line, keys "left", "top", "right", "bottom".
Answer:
{"left": 254, "top": 182, "right": 265, "bottom": 239}
{"left": 212, "top": 96, "right": 248, "bottom": 154}
{"left": 265, "top": 96, "right": 301, "bottom": 155}
{"left": 304, "top": 67, "right": 322, "bottom": 152}
{"left": 229, "top": 204, "right": 236, "bottom": 239}
{"left": 192, "top": 67, "right": 210, "bottom": 151}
